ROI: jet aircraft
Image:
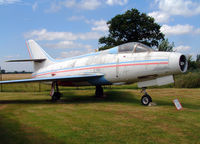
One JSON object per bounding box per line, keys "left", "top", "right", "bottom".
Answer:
{"left": 0, "top": 40, "right": 188, "bottom": 105}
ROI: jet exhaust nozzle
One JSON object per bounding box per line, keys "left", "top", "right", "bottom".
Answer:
{"left": 179, "top": 55, "right": 187, "bottom": 73}
{"left": 169, "top": 53, "right": 188, "bottom": 74}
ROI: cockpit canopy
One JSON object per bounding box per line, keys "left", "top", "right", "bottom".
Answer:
{"left": 118, "top": 42, "right": 155, "bottom": 53}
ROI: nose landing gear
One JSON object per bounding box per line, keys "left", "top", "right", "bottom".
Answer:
{"left": 141, "top": 87, "right": 152, "bottom": 106}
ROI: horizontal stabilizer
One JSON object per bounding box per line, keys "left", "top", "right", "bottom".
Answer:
{"left": 6, "top": 59, "right": 46, "bottom": 63}
{"left": 0, "top": 73, "right": 104, "bottom": 84}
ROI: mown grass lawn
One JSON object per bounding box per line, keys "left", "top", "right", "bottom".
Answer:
{"left": 0, "top": 88, "right": 199, "bottom": 144}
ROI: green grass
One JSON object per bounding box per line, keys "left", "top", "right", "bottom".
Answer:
{"left": 0, "top": 88, "right": 199, "bottom": 144}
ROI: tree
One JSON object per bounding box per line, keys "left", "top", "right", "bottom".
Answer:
{"left": 196, "top": 54, "right": 200, "bottom": 62}
{"left": 0, "top": 69, "right": 6, "bottom": 74}
{"left": 188, "top": 55, "right": 198, "bottom": 70}
{"left": 158, "top": 38, "right": 174, "bottom": 52}
{"left": 98, "top": 8, "right": 164, "bottom": 50}
{"left": 196, "top": 54, "right": 200, "bottom": 69}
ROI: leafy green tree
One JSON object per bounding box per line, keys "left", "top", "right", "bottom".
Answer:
{"left": 196, "top": 54, "right": 200, "bottom": 69}
{"left": 188, "top": 55, "right": 198, "bottom": 70}
{"left": 98, "top": 8, "right": 164, "bottom": 51}
{"left": 158, "top": 38, "right": 174, "bottom": 52}
{"left": 196, "top": 54, "right": 200, "bottom": 62}
{"left": 0, "top": 69, "right": 5, "bottom": 74}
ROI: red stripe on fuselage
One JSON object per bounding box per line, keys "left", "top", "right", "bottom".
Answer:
{"left": 25, "top": 41, "right": 32, "bottom": 59}
{"left": 32, "top": 62, "right": 168, "bottom": 78}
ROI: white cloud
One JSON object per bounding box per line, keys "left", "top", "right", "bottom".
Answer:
{"left": 0, "top": 0, "right": 20, "bottom": 5}
{"left": 174, "top": 45, "right": 191, "bottom": 52}
{"left": 86, "top": 19, "right": 109, "bottom": 32}
{"left": 161, "top": 24, "right": 194, "bottom": 35}
{"left": 46, "top": 0, "right": 101, "bottom": 12}
{"left": 63, "top": 0, "right": 101, "bottom": 10}
{"left": 156, "top": 0, "right": 200, "bottom": 16}
{"left": 106, "top": 0, "right": 128, "bottom": 6}
{"left": 78, "top": 32, "right": 103, "bottom": 40}
{"left": 79, "top": 0, "right": 101, "bottom": 10}
{"left": 58, "top": 43, "right": 95, "bottom": 59}
{"left": 68, "top": 15, "right": 86, "bottom": 21}
{"left": 149, "top": 0, "right": 200, "bottom": 23}
{"left": 44, "top": 41, "right": 92, "bottom": 49}
{"left": 62, "top": 0, "right": 76, "bottom": 8}
{"left": 24, "top": 29, "right": 77, "bottom": 41}
{"left": 46, "top": 0, "right": 128, "bottom": 12}
{"left": 148, "top": 11, "right": 170, "bottom": 23}
{"left": 59, "top": 48, "right": 94, "bottom": 58}
{"left": 68, "top": 17, "right": 108, "bottom": 32}
{"left": 91, "top": 20, "right": 109, "bottom": 32}
{"left": 45, "top": 2, "right": 61, "bottom": 13}
{"left": 60, "top": 51, "right": 84, "bottom": 58}
{"left": 32, "top": 2, "right": 38, "bottom": 12}
{"left": 24, "top": 29, "right": 103, "bottom": 41}
{"left": 195, "top": 28, "right": 200, "bottom": 34}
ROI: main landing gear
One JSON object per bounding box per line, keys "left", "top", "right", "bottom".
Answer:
{"left": 141, "top": 87, "right": 152, "bottom": 106}
{"left": 95, "top": 85, "right": 104, "bottom": 97}
{"left": 50, "top": 82, "right": 62, "bottom": 101}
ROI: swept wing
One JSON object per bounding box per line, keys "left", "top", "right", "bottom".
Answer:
{"left": 0, "top": 73, "right": 104, "bottom": 84}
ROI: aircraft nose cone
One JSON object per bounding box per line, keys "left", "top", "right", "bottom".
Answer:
{"left": 169, "top": 53, "right": 188, "bottom": 74}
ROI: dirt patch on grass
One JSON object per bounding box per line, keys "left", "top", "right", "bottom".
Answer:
{"left": 0, "top": 105, "right": 7, "bottom": 110}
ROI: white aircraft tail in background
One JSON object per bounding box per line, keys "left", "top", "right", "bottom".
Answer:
{"left": 1, "top": 40, "right": 188, "bottom": 105}
{"left": 7, "top": 40, "right": 55, "bottom": 71}
{"left": 26, "top": 40, "right": 56, "bottom": 71}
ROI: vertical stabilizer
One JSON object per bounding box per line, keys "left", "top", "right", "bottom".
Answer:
{"left": 26, "top": 40, "right": 55, "bottom": 71}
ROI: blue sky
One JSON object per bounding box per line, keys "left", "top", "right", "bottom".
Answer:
{"left": 0, "top": 0, "right": 200, "bottom": 71}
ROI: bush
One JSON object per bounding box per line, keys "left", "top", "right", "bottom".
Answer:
{"left": 174, "top": 71, "right": 200, "bottom": 88}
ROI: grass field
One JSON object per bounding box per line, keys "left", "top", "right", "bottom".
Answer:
{"left": 0, "top": 88, "right": 199, "bottom": 144}
{"left": 0, "top": 74, "right": 200, "bottom": 144}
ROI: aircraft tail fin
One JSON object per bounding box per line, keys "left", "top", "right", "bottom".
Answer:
{"left": 26, "top": 40, "right": 55, "bottom": 71}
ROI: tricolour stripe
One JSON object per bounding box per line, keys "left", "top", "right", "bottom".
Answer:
{"left": 25, "top": 41, "right": 32, "bottom": 59}
{"left": 32, "top": 61, "right": 168, "bottom": 78}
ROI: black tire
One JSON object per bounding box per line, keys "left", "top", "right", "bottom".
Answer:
{"left": 52, "top": 92, "right": 61, "bottom": 101}
{"left": 95, "top": 86, "right": 103, "bottom": 97}
{"left": 141, "top": 94, "right": 152, "bottom": 106}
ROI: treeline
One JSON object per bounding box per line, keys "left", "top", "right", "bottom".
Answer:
{"left": 174, "top": 54, "right": 200, "bottom": 88}
{"left": 0, "top": 70, "right": 32, "bottom": 74}
{"left": 187, "top": 54, "right": 200, "bottom": 71}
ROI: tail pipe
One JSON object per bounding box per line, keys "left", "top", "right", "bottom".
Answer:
{"left": 179, "top": 55, "right": 187, "bottom": 73}
{"left": 169, "top": 53, "right": 188, "bottom": 74}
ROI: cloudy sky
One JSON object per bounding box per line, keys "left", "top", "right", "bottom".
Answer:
{"left": 0, "top": 0, "right": 200, "bottom": 71}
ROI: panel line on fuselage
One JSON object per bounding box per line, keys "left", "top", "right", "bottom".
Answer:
{"left": 32, "top": 59, "right": 169, "bottom": 78}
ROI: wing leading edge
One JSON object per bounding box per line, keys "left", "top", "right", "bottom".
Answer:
{"left": 0, "top": 73, "right": 104, "bottom": 84}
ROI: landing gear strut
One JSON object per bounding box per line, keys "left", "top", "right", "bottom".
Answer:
{"left": 95, "top": 85, "right": 104, "bottom": 97}
{"left": 50, "top": 82, "right": 62, "bottom": 101}
{"left": 141, "top": 87, "right": 152, "bottom": 106}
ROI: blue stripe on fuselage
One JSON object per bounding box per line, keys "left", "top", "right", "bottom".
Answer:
{"left": 32, "top": 59, "right": 168, "bottom": 77}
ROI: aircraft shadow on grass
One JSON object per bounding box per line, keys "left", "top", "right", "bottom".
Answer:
{"left": 0, "top": 90, "right": 199, "bottom": 109}
{"left": 0, "top": 91, "right": 139, "bottom": 105}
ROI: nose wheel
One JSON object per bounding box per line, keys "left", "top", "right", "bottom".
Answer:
{"left": 141, "top": 87, "right": 152, "bottom": 106}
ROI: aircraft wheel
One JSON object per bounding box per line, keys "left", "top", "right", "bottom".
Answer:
{"left": 141, "top": 94, "right": 152, "bottom": 106}
{"left": 95, "top": 85, "right": 103, "bottom": 97}
{"left": 52, "top": 92, "right": 61, "bottom": 101}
